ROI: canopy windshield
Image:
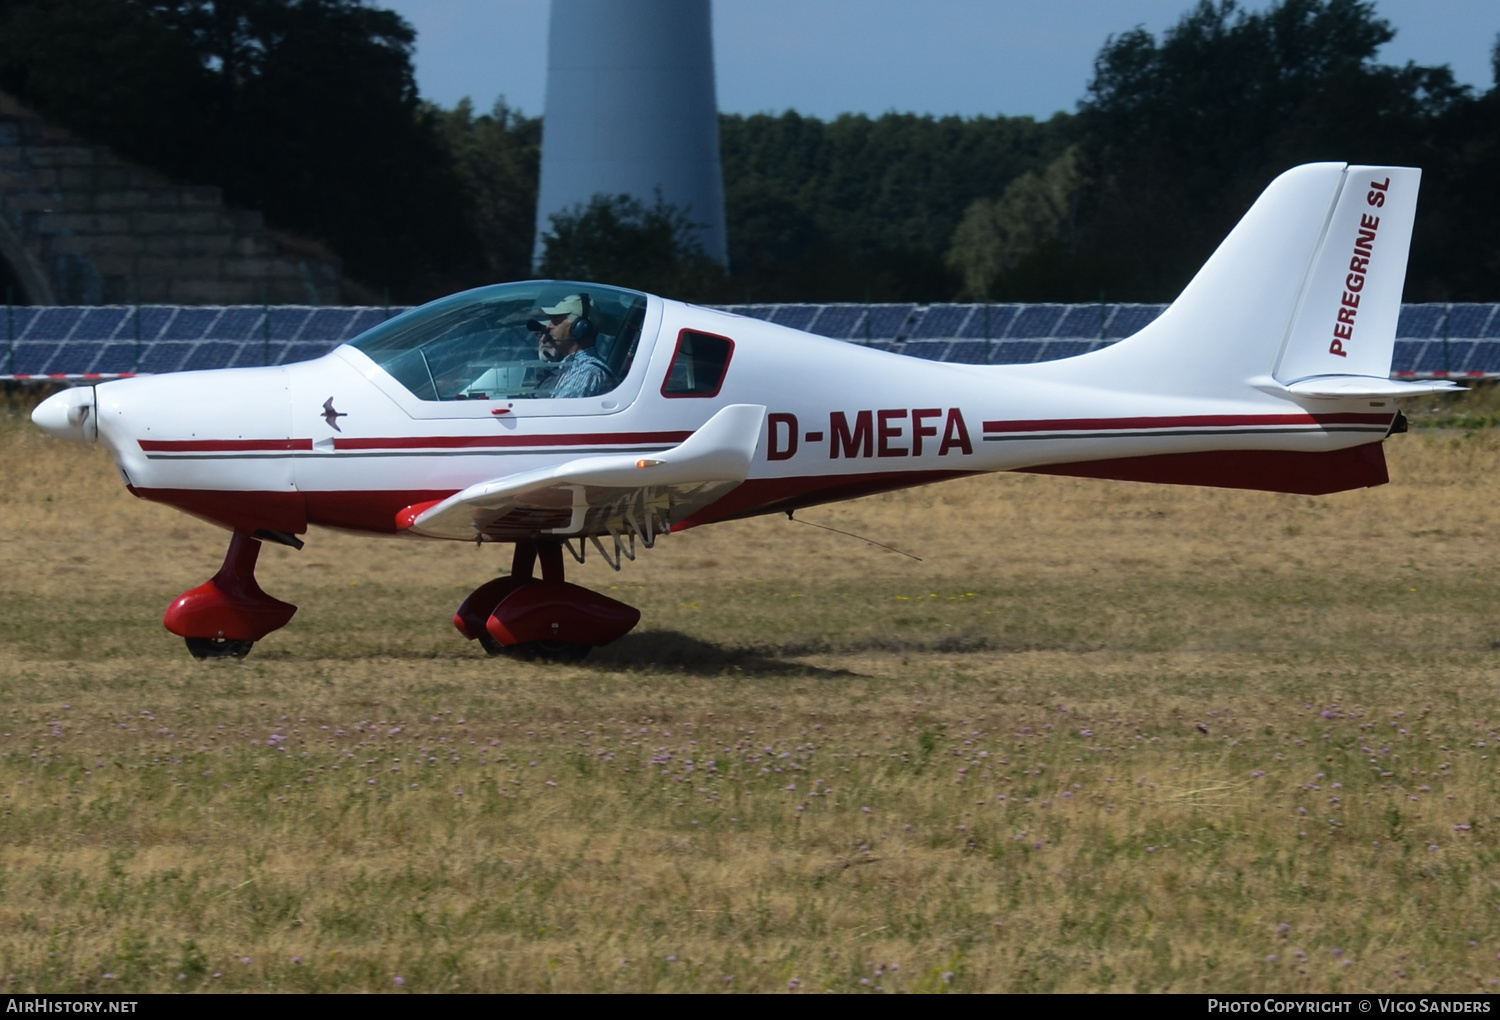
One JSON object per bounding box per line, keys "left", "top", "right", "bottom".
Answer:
{"left": 349, "top": 281, "right": 649, "bottom": 402}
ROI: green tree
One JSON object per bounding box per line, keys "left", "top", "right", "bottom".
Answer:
{"left": 946, "top": 148, "right": 1084, "bottom": 299}
{"left": 719, "top": 109, "right": 1073, "bottom": 301}
{"left": 432, "top": 98, "right": 542, "bottom": 285}
{"left": 0, "top": 0, "right": 482, "bottom": 301}
{"left": 1075, "top": 0, "right": 1470, "bottom": 300}
{"left": 1402, "top": 32, "right": 1500, "bottom": 300}
{"left": 537, "top": 193, "right": 727, "bottom": 302}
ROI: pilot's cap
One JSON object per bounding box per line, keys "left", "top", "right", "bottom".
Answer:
{"left": 540, "top": 294, "right": 586, "bottom": 318}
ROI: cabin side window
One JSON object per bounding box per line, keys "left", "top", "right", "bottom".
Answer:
{"left": 661, "top": 330, "right": 733, "bottom": 398}
{"left": 350, "top": 282, "right": 647, "bottom": 403}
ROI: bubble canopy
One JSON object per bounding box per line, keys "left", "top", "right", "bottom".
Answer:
{"left": 348, "top": 281, "right": 649, "bottom": 402}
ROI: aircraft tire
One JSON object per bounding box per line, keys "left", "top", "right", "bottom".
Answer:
{"left": 184, "top": 637, "right": 255, "bottom": 660}
{"left": 476, "top": 630, "right": 507, "bottom": 656}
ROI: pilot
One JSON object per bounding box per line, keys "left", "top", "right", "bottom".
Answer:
{"left": 536, "top": 294, "right": 617, "bottom": 398}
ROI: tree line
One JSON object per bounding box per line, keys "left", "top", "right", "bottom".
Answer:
{"left": 1, "top": 0, "right": 1496, "bottom": 304}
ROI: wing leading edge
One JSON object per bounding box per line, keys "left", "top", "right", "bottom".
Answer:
{"left": 396, "top": 404, "right": 767, "bottom": 542}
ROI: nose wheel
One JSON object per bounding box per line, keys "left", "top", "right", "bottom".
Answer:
{"left": 184, "top": 637, "right": 256, "bottom": 660}
{"left": 165, "top": 533, "right": 298, "bottom": 660}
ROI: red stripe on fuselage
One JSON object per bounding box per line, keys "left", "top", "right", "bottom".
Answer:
{"left": 129, "top": 442, "right": 1392, "bottom": 538}
{"left": 332, "top": 431, "right": 693, "bottom": 450}
{"left": 684, "top": 443, "right": 1391, "bottom": 528}
{"left": 304, "top": 490, "right": 459, "bottom": 533}
{"left": 1021, "top": 442, "right": 1388, "bottom": 494}
{"left": 129, "top": 486, "right": 461, "bottom": 535}
{"left": 127, "top": 486, "right": 309, "bottom": 534}
{"left": 139, "top": 438, "right": 313, "bottom": 452}
{"left": 980, "top": 412, "right": 1391, "bottom": 433}
{"left": 137, "top": 431, "right": 694, "bottom": 454}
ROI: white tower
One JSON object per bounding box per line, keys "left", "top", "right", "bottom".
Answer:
{"left": 533, "top": 0, "right": 728, "bottom": 269}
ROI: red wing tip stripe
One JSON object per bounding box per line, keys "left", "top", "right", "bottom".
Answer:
{"left": 334, "top": 431, "right": 694, "bottom": 451}
{"left": 139, "top": 438, "right": 314, "bottom": 453}
{"left": 980, "top": 413, "right": 1392, "bottom": 434}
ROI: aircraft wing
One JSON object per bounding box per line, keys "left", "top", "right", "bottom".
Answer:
{"left": 396, "top": 404, "right": 766, "bottom": 543}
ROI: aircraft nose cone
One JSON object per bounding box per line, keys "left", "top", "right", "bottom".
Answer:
{"left": 31, "top": 387, "right": 96, "bottom": 443}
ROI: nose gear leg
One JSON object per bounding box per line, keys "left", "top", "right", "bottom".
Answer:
{"left": 164, "top": 532, "right": 298, "bottom": 660}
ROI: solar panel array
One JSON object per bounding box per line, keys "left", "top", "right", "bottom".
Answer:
{"left": 3, "top": 302, "right": 1498, "bottom": 380}
{"left": 719, "top": 302, "right": 1165, "bottom": 368}
{"left": 0, "top": 305, "right": 409, "bottom": 379}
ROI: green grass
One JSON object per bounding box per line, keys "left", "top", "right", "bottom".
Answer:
{"left": 4, "top": 404, "right": 1500, "bottom": 991}
{"left": 4, "top": 571, "right": 1500, "bottom": 992}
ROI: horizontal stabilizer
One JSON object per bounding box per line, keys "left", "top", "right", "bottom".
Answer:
{"left": 398, "top": 404, "right": 766, "bottom": 541}
{"left": 1251, "top": 374, "right": 1462, "bottom": 399}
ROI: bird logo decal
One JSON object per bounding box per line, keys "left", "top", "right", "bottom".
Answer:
{"left": 321, "top": 397, "right": 348, "bottom": 432}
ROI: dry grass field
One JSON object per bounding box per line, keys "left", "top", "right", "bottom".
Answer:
{"left": 4, "top": 388, "right": 1500, "bottom": 992}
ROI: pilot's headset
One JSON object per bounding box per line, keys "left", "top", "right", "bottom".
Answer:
{"left": 570, "top": 293, "right": 596, "bottom": 345}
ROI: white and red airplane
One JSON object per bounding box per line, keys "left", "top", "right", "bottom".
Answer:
{"left": 31, "top": 162, "right": 1456, "bottom": 660}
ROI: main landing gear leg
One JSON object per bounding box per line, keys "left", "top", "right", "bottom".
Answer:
{"left": 453, "top": 539, "right": 640, "bottom": 663}
{"left": 164, "top": 532, "right": 298, "bottom": 660}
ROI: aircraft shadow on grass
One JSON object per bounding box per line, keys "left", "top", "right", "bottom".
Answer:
{"left": 246, "top": 629, "right": 860, "bottom": 678}
{"left": 592, "top": 630, "right": 1049, "bottom": 672}
{"left": 242, "top": 624, "right": 1073, "bottom": 669}
{"left": 558, "top": 630, "right": 865, "bottom": 678}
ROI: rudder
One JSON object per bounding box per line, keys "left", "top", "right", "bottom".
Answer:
{"left": 1273, "top": 165, "right": 1419, "bottom": 385}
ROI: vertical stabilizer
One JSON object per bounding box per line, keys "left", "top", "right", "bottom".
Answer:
{"left": 1033, "top": 162, "right": 1426, "bottom": 400}
{"left": 1273, "top": 166, "right": 1420, "bottom": 385}
{"left": 1042, "top": 163, "right": 1346, "bottom": 398}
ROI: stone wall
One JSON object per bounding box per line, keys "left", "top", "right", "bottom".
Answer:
{"left": 0, "top": 96, "right": 341, "bottom": 305}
